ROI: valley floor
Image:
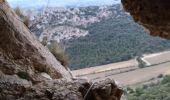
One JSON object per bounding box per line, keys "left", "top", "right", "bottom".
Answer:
{"left": 71, "top": 59, "right": 138, "bottom": 76}
{"left": 71, "top": 50, "right": 170, "bottom": 86}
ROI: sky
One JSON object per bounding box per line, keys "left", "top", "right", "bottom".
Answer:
{"left": 7, "top": 0, "right": 121, "bottom": 8}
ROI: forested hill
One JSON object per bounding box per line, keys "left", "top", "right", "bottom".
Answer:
{"left": 65, "top": 7, "right": 170, "bottom": 70}
{"left": 30, "top": 4, "right": 170, "bottom": 70}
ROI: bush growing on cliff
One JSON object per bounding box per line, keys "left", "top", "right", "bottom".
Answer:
{"left": 14, "top": 6, "right": 30, "bottom": 27}
{"left": 48, "top": 41, "right": 68, "bottom": 68}
{"left": 22, "top": 16, "right": 30, "bottom": 27}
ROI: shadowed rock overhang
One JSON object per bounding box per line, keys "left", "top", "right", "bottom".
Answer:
{"left": 122, "top": 0, "right": 170, "bottom": 39}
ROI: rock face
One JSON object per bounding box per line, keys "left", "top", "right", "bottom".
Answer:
{"left": 80, "top": 79, "right": 123, "bottom": 100}
{"left": 0, "top": 0, "right": 71, "bottom": 80}
{"left": 122, "top": 0, "right": 170, "bottom": 39}
{"left": 0, "top": 74, "right": 123, "bottom": 100}
{"left": 0, "top": 1, "right": 123, "bottom": 99}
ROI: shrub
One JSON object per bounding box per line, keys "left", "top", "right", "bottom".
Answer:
{"left": 22, "top": 15, "right": 30, "bottom": 27}
{"left": 142, "top": 84, "right": 149, "bottom": 89}
{"left": 158, "top": 74, "right": 164, "bottom": 78}
{"left": 126, "top": 87, "right": 134, "bottom": 94}
{"left": 48, "top": 41, "right": 68, "bottom": 68}
{"left": 161, "top": 75, "right": 170, "bottom": 84}
{"left": 126, "top": 75, "right": 170, "bottom": 100}
{"left": 14, "top": 6, "right": 30, "bottom": 27}
{"left": 14, "top": 6, "right": 23, "bottom": 18}
{"left": 134, "top": 88, "right": 144, "bottom": 96}
{"left": 137, "top": 57, "right": 146, "bottom": 68}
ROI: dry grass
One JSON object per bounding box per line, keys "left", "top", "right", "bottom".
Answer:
{"left": 48, "top": 41, "right": 69, "bottom": 68}
{"left": 14, "top": 6, "right": 30, "bottom": 27}
{"left": 41, "top": 36, "right": 48, "bottom": 46}
{"left": 22, "top": 16, "right": 30, "bottom": 27}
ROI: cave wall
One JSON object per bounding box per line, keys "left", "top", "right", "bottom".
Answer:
{"left": 122, "top": 0, "right": 170, "bottom": 39}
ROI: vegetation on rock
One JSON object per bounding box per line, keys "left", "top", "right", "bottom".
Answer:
{"left": 48, "top": 41, "right": 69, "bottom": 68}
{"left": 14, "top": 6, "right": 30, "bottom": 27}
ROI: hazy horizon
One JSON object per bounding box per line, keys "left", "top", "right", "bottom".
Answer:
{"left": 7, "top": 0, "right": 121, "bottom": 8}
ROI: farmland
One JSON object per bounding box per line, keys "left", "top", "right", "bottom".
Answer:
{"left": 71, "top": 59, "right": 138, "bottom": 77}
{"left": 72, "top": 51, "right": 170, "bottom": 86}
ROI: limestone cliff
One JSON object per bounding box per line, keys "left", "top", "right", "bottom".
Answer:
{"left": 122, "top": 0, "right": 170, "bottom": 39}
{"left": 0, "top": 0, "right": 71, "bottom": 80}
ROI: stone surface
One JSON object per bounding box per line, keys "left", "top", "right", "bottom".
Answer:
{"left": 0, "top": 0, "right": 71, "bottom": 80}
{"left": 122, "top": 0, "right": 170, "bottom": 39}
{"left": 79, "top": 79, "right": 123, "bottom": 100}
{"left": 0, "top": 73, "right": 123, "bottom": 100}
{"left": 0, "top": 75, "right": 83, "bottom": 100}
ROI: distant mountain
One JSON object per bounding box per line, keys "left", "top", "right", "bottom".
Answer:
{"left": 30, "top": 4, "right": 124, "bottom": 42}
{"left": 7, "top": 0, "right": 121, "bottom": 9}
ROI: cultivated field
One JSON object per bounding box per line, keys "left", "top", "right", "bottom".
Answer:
{"left": 71, "top": 59, "right": 138, "bottom": 77}
{"left": 72, "top": 51, "right": 170, "bottom": 86}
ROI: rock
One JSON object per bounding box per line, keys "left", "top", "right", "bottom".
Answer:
{"left": 122, "top": 0, "right": 170, "bottom": 39}
{"left": 0, "top": 71, "right": 123, "bottom": 100}
{"left": 41, "top": 72, "right": 52, "bottom": 80}
{"left": 0, "top": 0, "right": 71, "bottom": 80}
{"left": 80, "top": 79, "right": 123, "bottom": 100}
{"left": 0, "top": 71, "right": 32, "bottom": 100}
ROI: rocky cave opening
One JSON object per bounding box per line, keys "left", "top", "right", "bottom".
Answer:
{"left": 0, "top": 0, "right": 170, "bottom": 99}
